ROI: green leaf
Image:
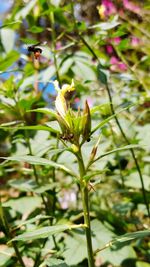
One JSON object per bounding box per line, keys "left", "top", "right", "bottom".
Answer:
{"left": 72, "top": 59, "right": 97, "bottom": 82}
{"left": 3, "top": 196, "right": 42, "bottom": 215}
{"left": 15, "top": 0, "right": 37, "bottom": 19}
{"left": 0, "top": 28, "right": 16, "bottom": 53}
{"left": 28, "top": 26, "right": 44, "bottom": 33}
{"left": 1, "top": 155, "right": 77, "bottom": 177}
{"left": 0, "top": 20, "right": 21, "bottom": 29}
{"left": 8, "top": 178, "right": 59, "bottom": 193}
{"left": 8, "top": 178, "right": 37, "bottom": 192}
{"left": 39, "top": 258, "right": 69, "bottom": 267}
{"left": 97, "top": 64, "right": 107, "bottom": 85}
{"left": 14, "top": 215, "right": 52, "bottom": 230}
{"left": 95, "top": 229, "right": 150, "bottom": 255}
{"left": 0, "top": 51, "right": 20, "bottom": 71}
{"left": 10, "top": 224, "right": 85, "bottom": 242}
{"left": 89, "top": 18, "right": 120, "bottom": 30}
{"left": 92, "top": 219, "right": 136, "bottom": 265}
{"left": 91, "top": 105, "right": 134, "bottom": 134}
{"left": 90, "top": 103, "right": 110, "bottom": 115}
{"left": 28, "top": 108, "right": 56, "bottom": 117}
{"left": 110, "top": 230, "right": 150, "bottom": 248}
{"left": 0, "top": 125, "right": 60, "bottom": 134}
{"left": 125, "top": 173, "right": 150, "bottom": 191}
{"left": 94, "top": 144, "right": 142, "bottom": 162}
{"left": 0, "top": 247, "right": 14, "bottom": 267}
{"left": 136, "top": 262, "right": 150, "bottom": 267}
{"left": 63, "top": 231, "right": 87, "bottom": 265}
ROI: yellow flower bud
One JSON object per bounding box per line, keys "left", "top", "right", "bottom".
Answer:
{"left": 71, "top": 144, "right": 79, "bottom": 153}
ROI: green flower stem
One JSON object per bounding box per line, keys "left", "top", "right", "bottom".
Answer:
{"left": 0, "top": 197, "right": 26, "bottom": 267}
{"left": 81, "top": 186, "right": 95, "bottom": 267}
{"left": 77, "top": 149, "right": 95, "bottom": 267}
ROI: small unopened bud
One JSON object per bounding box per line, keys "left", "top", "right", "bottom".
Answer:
{"left": 71, "top": 144, "right": 79, "bottom": 153}
{"left": 89, "top": 135, "right": 101, "bottom": 162}
{"left": 90, "top": 146, "right": 98, "bottom": 162}
{"left": 82, "top": 100, "right": 91, "bottom": 142}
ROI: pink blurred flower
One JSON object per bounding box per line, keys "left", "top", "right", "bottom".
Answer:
{"left": 101, "top": 0, "right": 117, "bottom": 17}
{"left": 110, "top": 56, "right": 119, "bottom": 65}
{"left": 131, "top": 36, "right": 140, "bottom": 47}
{"left": 110, "top": 56, "right": 127, "bottom": 72}
{"left": 74, "top": 97, "right": 80, "bottom": 104}
{"left": 112, "top": 37, "right": 121, "bottom": 44}
{"left": 123, "top": 0, "right": 140, "bottom": 14}
{"left": 56, "top": 41, "right": 62, "bottom": 50}
{"left": 106, "top": 45, "right": 114, "bottom": 54}
{"left": 118, "top": 62, "right": 127, "bottom": 71}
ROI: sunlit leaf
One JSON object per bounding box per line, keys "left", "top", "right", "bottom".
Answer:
{"left": 15, "top": 0, "right": 37, "bottom": 19}
{"left": 0, "top": 51, "right": 20, "bottom": 71}
{"left": 10, "top": 224, "right": 85, "bottom": 242}
{"left": 1, "top": 155, "right": 77, "bottom": 177}
{"left": 94, "top": 144, "right": 142, "bottom": 162}
{"left": 0, "top": 28, "right": 16, "bottom": 53}
{"left": 39, "top": 258, "right": 69, "bottom": 267}
{"left": 0, "top": 125, "right": 60, "bottom": 134}
{"left": 28, "top": 108, "right": 56, "bottom": 117}
{"left": 28, "top": 26, "right": 44, "bottom": 33}
{"left": 0, "top": 247, "right": 14, "bottom": 266}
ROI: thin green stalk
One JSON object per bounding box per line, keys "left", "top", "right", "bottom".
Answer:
{"left": 109, "top": 122, "right": 125, "bottom": 188}
{"left": 24, "top": 130, "right": 58, "bottom": 266}
{"left": 50, "top": 11, "right": 61, "bottom": 86}
{"left": 113, "top": 46, "right": 148, "bottom": 91}
{"left": 25, "top": 130, "right": 50, "bottom": 214}
{"left": 0, "top": 197, "right": 26, "bottom": 267}
{"left": 76, "top": 149, "right": 95, "bottom": 267}
{"left": 106, "top": 84, "right": 150, "bottom": 218}
{"left": 81, "top": 186, "right": 95, "bottom": 267}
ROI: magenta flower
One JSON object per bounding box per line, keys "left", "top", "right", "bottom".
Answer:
{"left": 131, "top": 36, "right": 140, "bottom": 47}
{"left": 56, "top": 41, "right": 62, "bottom": 50}
{"left": 123, "top": 0, "right": 140, "bottom": 14}
{"left": 110, "top": 56, "right": 127, "bottom": 72}
{"left": 101, "top": 0, "right": 117, "bottom": 17}
{"left": 106, "top": 45, "right": 114, "bottom": 54}
{"left": 118, "top": 62, "right": 127, "bottom": 71}
{"left": 112, "top": 37, "right": 121, "bottom": 44}
{"left": 110, "top": 56, "right": 119, "bottom": 65}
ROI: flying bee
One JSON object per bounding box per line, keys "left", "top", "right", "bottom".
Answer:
{"left": 27, "top": 42, "right": 46, "bottom": 60}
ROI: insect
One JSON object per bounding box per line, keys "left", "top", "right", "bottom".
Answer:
{"left": 27, "top": 42, "right": 46, "bottom": 60}
{"left": 60, "top": 133, "right": 74, "bottom": 141}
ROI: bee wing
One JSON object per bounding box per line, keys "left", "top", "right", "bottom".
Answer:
{"left": 32, "top": 42, "right": 42, "bottom": 47}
